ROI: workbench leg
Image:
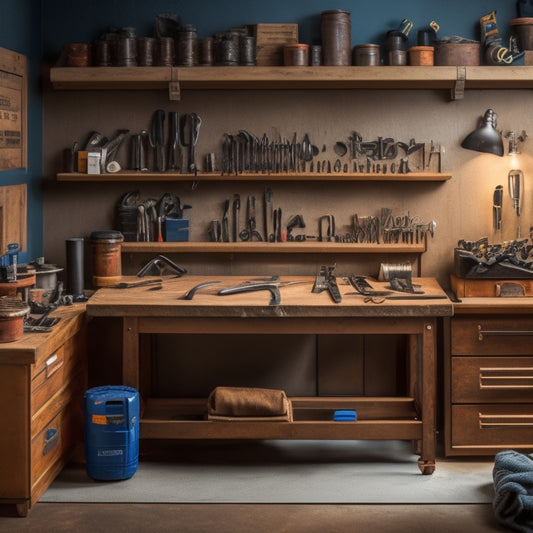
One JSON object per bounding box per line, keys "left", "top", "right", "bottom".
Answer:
{"left": 122, "top": 317, "right": 140, "bottom": 390}
{"left": 407, "top": 334, "right": 421, "bottom": 456}
{"left": 418, "top": 319, "right": 437, "bottom": 475}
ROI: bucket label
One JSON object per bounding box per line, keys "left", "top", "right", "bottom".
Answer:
{"left": 92, "top": 414, "right": 107, "bottom": 425}
{"left": 97, "top": 448, "right": 124, "bottom": 457}
{"left": 91, "top": 414, "right": 125, "bottom": 425}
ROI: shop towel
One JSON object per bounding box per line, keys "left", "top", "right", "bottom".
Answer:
{"left": 493, "top": 450, "right": 533, "bottom": 532}
{"left": 207, "top": 387, "right": 293, "bottom": 422}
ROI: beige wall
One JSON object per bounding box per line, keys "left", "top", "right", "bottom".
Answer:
{"left": 42, "top": 85, "right": 533, "bottom": 289}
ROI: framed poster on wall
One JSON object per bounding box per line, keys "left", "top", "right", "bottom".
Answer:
{"left": 0, "top": 47, "right": 26, "bottom": 170}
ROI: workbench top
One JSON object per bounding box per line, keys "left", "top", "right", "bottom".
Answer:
{"left": 86, "top": 275, "right": 452, "bottom": 319}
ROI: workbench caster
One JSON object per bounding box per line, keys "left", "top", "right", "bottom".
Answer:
{"left": 418, "top": 459, "right": 435, "bottom": 475}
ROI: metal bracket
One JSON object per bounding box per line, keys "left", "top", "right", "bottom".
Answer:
{"left": 169, "top": 67, "right": 180, "bottom": 101}
{"left": 451, "top": 66, "right": 466, "bottom": 101}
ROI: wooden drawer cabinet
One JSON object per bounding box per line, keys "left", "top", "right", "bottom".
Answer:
{"left": 445, "top": 305, "right": 533, "bottom": 456}
{"left": 0, "top": 306, "right": 86, "bottom": 517}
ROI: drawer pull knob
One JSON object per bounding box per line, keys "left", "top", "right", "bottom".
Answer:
{"left": 479, "top": 413, "right": 533, "bottom": 429}
{"left": 45, "top": 353, "right": 63, "bottom": 378}
{"left": 477, "top": 325, "right": 533, "bottom": 341}
{"left": 43, "top": 428, "right": 59, "bottom": 455}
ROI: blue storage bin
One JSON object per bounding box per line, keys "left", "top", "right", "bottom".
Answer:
{"left": 84, "top": 385, "right": 139, "bottom": 481}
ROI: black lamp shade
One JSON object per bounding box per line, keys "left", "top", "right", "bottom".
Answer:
{"left": 461, "top": 109, "right": 504, "bottom": 157}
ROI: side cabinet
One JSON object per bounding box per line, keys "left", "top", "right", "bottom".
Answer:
{"left": 0, "top": 306, "right": 87, "bottom": 517}
{"left": 445, "top": 311, "right": 533, "bottom": 456}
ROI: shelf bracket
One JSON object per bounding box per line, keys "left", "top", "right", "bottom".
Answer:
{"left": 451, "top": 67, "right": 466, "bottom": 101}
{"left": 169, "top": 67, "right": 181, "bottom": 101}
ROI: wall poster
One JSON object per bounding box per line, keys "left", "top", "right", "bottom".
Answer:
{"left": 0, "top": 47, "right": 26, "bottom": 170}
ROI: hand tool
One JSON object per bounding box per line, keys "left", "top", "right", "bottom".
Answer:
{"left": 270, "top": 208, "right": 282, "bottom": 242}
{"left": 167, "top": 111, "right": 183, "bottom": 172}
{"left": 181, "top": 113, "right": 202, "bottom": 174}
{"left": 239, "top": 195, "right": 263, "bottom": 241}
{"left": 208, "top": 220, "right": 222, "bottom": 242}
{"left": 221, "top": 199, "right": 230, "bottom": 242}
{"left": 101, "top": 129, "right": 129, "bottom": 173}
{"left": 346, "top": 275, "right": 393, "bottom": 297}
{"left": 264, "top": 188, "right": 273, "bottom": 240}
{"left": 181, "top": 281, "right": 221, "bottom": 300}
{"left": 150, "top": 109, "right": 166, "bottom": 171}
{"left": 136, "top": 255, "right": 187, "bottom": 277}
{"left": 217, "top": 279, "right": 302, "bottom": 306}
{"left": 318, "top": 215, "right": 335, "bottom": 242}
{"left": 364, "top": 294, "right": 448, "bottom": 304}
{"left": 509, "top": 169, "right": 524, "bottom": 238}
{"left": 312, "top": 264, "right": 342, "bottom": 303}
{"left": 112, "top": 278, "right": 163, "bottom": 289}
{"left": 232, "top": 194, "right": 240, "bottom": 242}
{"left": 286, "top": 214, "right": 306, "bottom": 241}
{"left": 493, "top": 184, "right": 503, "bottom": 233}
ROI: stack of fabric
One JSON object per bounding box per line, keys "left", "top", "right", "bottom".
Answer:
{"left": 493, "top": 450, "right": 533, "bottom": 532}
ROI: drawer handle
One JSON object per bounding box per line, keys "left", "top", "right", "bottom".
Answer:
{"left": 479, "top": 413, "right": 533, "bottom": 429}
{"left": 480, "top": 367, "right": 533, "bottom": 390}
{"left": 45, "top": 353, "right": 63, "bottom": 379}
{"left": 477, "top": 325, "right": 533, "bottom": 341}
{"left": 43, "top": 428, "right": 59, "bottom": 455}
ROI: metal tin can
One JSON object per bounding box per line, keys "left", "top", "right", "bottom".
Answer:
{"left": 137, "top": 37, "right": 156, "bottom": 66}
{"left": 90, "top": 230, "right": 124, "bottom": 287}
{"left": 353, "top": 44, "right": 381, "bottom": 66}
{"left": 321, "top": 10, "right": 351, "bottom": 66}
{"left": 310, "top": 45, "right": 322, "bottom": 65}
{"left": 284, "top": 43, "right": 309, "bottom": 66}
{"left": 176, "top": 24, "right": 198, "bottom": 66}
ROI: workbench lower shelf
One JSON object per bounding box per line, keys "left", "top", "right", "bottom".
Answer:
{"left": 140, "top": 396, "right": 425, "bottom": 459}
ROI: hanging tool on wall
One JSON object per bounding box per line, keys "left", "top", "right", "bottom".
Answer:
{"left": 181, "top": 113, "right": 202, "bottom": 174}
{"left": 150, "top": 109, "right": 166, "bottom": 172}
{"left": 493, "top": 184, "right": 503, "bottom": 235}
{"left": 509, "top": 169, "right": 524, "bottom": 239}
{"left": 167, "top": 111, "right": 183, "bottom": 172}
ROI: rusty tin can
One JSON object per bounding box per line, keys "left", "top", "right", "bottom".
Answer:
{"left": 90, "top": 230, "right": 124, "bottom": 287}
{"left": 284, "top": 43, "right": 309, "bottom": 66}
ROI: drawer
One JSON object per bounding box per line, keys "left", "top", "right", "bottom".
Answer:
{"left": 451, "top": 404, "right": 533, "bottom": 449}
{"left": 32, "top": 333, "right": 84, "bottom": 416}
{"left": 30, "top": 404, "right": 78, "bottom": 491}
{"left": 31, "top": 367, "right": 85, "bottom": 441}
{"left": 452, "top": 356, "right": 533, "bottom": 403}
{"left": 452, "top": 316, "right": 533, "bottom": 356}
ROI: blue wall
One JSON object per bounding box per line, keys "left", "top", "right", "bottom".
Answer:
{"left": 0, "top": 0, "right": 42, "bottom": 259}
{"left": 42, "top": 0, "right": 520, "bottom": 58}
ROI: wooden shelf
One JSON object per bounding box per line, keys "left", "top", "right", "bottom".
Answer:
{"left": 141, "top": 396, "right": 422, "bottom": 440}
{"left": 121, "top": 241, "right": 426, "bottom": 254}
{"left": 57, "top": 171, "right": 451, "bottom": 182}
{"left": 49, "top": 65, "right": 533, "bottom": 100}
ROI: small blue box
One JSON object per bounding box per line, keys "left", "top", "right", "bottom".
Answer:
{"left": 333, "top": 409, "right": 357, "bottom": 421}
{"left": 165, "top": 218, "right": 189, "bottom": 242}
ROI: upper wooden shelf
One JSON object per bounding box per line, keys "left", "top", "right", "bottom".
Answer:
{"left": 121, "top": 241, "right": 426, "bottom": 254}
{"left": 57, "top": 171, "right": 451, "bottom": 183}
{"left": 49, "top": 65, "right": 533, "bottom": 100}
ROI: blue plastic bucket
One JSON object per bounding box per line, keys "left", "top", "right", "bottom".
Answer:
{"left": 84, "top": 385, "right": 139, "bottom": 480}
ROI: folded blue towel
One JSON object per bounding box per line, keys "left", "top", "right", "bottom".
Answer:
{"left": 493, "top": 450, "right": 533, "bottom": 532}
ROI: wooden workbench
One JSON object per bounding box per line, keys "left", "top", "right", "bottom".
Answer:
{"left": 86, "top": 275, "right": 452, "bottom": 474}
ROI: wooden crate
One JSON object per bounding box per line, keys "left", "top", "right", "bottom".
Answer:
{"left": 247, "top": 24, "right": 298, "bottom": 66}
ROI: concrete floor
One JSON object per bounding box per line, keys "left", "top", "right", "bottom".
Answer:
{"left": 0, "top": 503, "right": 508, "bottom": 532}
